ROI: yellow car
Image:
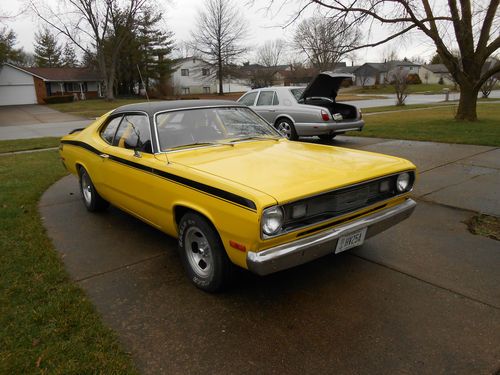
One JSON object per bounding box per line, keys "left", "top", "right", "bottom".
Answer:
{"left": 59, "top": 100, "right": 416, "bottom": 292}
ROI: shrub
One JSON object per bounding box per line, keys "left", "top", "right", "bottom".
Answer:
{"left": 43, "top": 95, "right": 74, "bottom": 104}
{"left": 406, "top": 74, "right": 422, "bottom": 84}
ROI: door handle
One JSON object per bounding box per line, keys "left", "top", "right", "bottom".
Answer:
{"left": 269, "top": 109, "right": 275, "bottom": 112}
{"left": 99, "top": 153, "right": 109, "bottom": 159}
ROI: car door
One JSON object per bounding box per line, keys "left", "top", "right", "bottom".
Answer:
{"left": 254, "top": 90, "right": 279, "bottom": 123}
{"left": 99, "top": 113, "right": 163, "bottom": 227}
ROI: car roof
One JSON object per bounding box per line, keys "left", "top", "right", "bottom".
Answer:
{"left": 110, "top": 100, "right": 241, "bottom": 116}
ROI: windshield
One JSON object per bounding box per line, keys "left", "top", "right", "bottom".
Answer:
{"left": 155, "top": 107, "right": 281, "bottom": 151}
{"left": 290, "top": 88, "right": 305, "bottom": 102}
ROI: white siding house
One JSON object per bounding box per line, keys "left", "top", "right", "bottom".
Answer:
{"left": 172, "top": 57, "right": 251, "bottom": 94}
{"left": 419, "top": 64, "right": 454, "bottom": 85}
{"left": 0, "top": 64, "right": 38, "bottom": 106}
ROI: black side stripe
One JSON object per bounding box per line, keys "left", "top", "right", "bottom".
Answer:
{"left": 61, "top": 140, "right": 257, "bottom": 210}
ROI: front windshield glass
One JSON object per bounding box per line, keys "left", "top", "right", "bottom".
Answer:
{"left": 290, "top": 88, "right": 305, "bottom": 101}
{"left": 155, "top": 107, "right": 281, "bottom": 151}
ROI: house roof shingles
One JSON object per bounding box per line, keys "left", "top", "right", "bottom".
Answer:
{"left": 22, "top": 66, "right": 103, "bottom": 82}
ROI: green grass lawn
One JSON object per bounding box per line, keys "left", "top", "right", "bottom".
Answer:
{"left": 0, "top": 148, "right": 137, "bottom": 374}
{"left": 0, "top": 137, "right": 60, "bottom": 154}
{"left": 349, "top": 103, "right": 500, "bottom": 146}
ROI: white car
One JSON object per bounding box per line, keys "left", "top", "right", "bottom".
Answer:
{"left": 238, "top": 72, "right": 364, "bottom": 140}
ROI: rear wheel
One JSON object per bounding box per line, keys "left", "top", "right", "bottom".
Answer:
{"left": 178, "top": 213, "right": 233, "bottom": 292}
{"left": 318, "top": 134, "right": 337, "bottom": 141}
{"left": 79, "top": 167, "right": 109, "bottom": 212}
{"left": 275, "top": 118, "right": 298, "bottom": 141}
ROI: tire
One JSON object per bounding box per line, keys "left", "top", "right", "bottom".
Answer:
{"left": 318, "top": 134, "right": 337, "bottom": 141}
{"left": 275, "top": 118, "right": 298, "bottom": 141}
{"left": 178, "top": 213, "right": 233, "bottom": 292}
{"left": 78, "top": 167, "right": 109, "bottom": 212}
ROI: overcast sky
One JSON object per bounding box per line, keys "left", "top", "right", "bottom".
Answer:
{"left": 2, "top": 0, "right": 436, "bottom": 65}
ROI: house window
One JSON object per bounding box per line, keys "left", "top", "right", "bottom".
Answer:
{"left": 202, "top": 68, "right": 210, "bottom": 76}
{"left": 181, "top": 69, "right": 189, "bottom": 76}
{"left": 64, "top": 82, "right": 87, "bottom": 92}
{"left": 203, "top": 86, "right": 211, "bottom": 94}
{"left": 409, "top": 67, "right": 414, "bottom": 71}
{"left": 182, "top": 87, "right": 190, "bottom": 95}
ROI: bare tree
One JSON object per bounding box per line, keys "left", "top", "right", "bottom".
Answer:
{"left": 391, "top": 70, "right": 409, "bottom": 105}
{"left": 190, "top": 0, "right": 248, "bottom": 95}
{"left": 247, "top": 39, "right": 287, "bottom": 88}
{"left": 293, "top": 16, "right": 360, "bottom": 71}
{"left": 31, "top": 0, "right": 149, "bottom": 100}
{"left": 258, "top": 39, "right": 286, "bottom": 67}
{"left": 268, "top": 0, "right": 500, "bottom": 121}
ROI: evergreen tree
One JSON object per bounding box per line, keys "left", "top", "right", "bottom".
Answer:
{"left": 430, "top": 53, "right": 443, "bottom": 65}
{"left": 0, "top": 27, "right": 22, "bottom": 64}
{"left": 34, "top": 28, "right": 62, "bottom": 67}
{"left": 114, "top": 9, "right": 174, "bottom": 96}
{"left": 61, "top": 43, "right": 78, "bottom": 67}
{"left": 137, "top": 10, "right": 174, "bottom": 94}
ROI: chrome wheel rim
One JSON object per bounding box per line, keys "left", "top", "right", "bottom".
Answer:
{"left": 277, "top": 121, "right": 292, "bottom": 139}
{"left": 81, "top": 173, "right": 92, "bottom": 205}
{"left": 185, "top": 226, "right": 213, "bottom": 278}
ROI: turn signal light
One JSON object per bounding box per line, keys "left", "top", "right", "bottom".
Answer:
{"left": 321, "top": 110, "right": 330, "bottom": 121}
{"left": 229, "top": 240, "right": 246, "bottom": 252}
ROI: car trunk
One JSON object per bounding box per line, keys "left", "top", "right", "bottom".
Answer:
{"left": 299, "top": 72, "right": 358, "bottom": 120}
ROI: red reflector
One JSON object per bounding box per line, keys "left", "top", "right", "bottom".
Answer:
{"left": 229, "top": 240, "right": 246, "bottom": 252}
{"left": 321, "top": 110, "right": 329, "bottom": 121}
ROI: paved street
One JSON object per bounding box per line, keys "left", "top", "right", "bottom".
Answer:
{"left": 1, "top": 91, "right": 499, "bottom": 140}
{"left": 39, "top": 137, "right": 500, "bottom": 374}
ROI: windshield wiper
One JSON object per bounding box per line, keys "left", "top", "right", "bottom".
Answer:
{"left": 228, "top": 136, "right": 281, "bottom": 143}
{"left": 168, "top": 141, "right": 234, "bottom": 150}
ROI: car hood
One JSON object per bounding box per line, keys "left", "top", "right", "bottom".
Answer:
{"left": 300, "top": 72, "right": 354, "bottom": 100}
{"left": 167, "top": 140, "right": 414, "bottom": 205}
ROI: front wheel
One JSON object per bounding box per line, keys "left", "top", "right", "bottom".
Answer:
{"left": 275, "top": 118, "right": 298, "bottom": 141}
{"left": 178, "top": 213, "right": 233, "bottom": 292}
{"left": 79, "top": 167, "right": 109, "bottom": 212}
{"left": 318, "top": 134, "right": 337, "bottom": 141}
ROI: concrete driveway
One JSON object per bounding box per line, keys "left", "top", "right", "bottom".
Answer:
{"left": 39, "top": 137, "right": 500, "bottom": 374}
{"left": 0, "top": 105, "right": 91, "bottom": 140}
{"left": 0, "top": 104, "right": 84, "bottom": 126}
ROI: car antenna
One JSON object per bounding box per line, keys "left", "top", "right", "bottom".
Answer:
{"left": 137, "top": 65, "right": 150, "bottom": 102}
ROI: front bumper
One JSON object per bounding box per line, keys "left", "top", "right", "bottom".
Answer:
{"left": 246, "top": 198, "right": 416, "bottom": 275}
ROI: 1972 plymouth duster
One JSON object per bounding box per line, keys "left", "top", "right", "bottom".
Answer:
{"left": 59, "top": 100, "right": 416, "bottom": 292}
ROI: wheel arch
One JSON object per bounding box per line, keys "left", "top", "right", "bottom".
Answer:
{"left": 173, "top": 203, "right": 219, "bottom": 235}
{"left": 274, "top": 114, "right": 295, "bottom": 126}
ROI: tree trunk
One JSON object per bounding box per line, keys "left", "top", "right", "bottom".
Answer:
{"left": 455, "top": 84, "right": 479, "bottom": 121}
{"left": 218, "top": 55, "right": 224, "bottom": 95}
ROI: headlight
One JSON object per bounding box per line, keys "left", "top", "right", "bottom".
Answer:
{"left": 262, "top": 206, "right": 284, "bottom": 236}
{"left": 396, "top": 172, "right": 411, "bottom": 192}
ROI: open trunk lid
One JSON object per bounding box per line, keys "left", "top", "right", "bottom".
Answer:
{"left": 299, "top": 72, "right": 354, "bottom": 101}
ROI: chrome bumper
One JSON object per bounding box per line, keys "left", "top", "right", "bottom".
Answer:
{"left": 246, "top": 199, "right": 416, "bottom": 276}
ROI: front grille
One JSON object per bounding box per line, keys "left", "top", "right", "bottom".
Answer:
{"left": 282, "top": 173, "right": 411, "bottom": 231}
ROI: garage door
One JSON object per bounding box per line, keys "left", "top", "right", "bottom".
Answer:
{"left": 0, "top": 84, "right": 37, "bottom": 106}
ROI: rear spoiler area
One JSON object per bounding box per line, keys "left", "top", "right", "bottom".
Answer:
{"left": 69, "top": 128, "right": 85, "bottom": 135}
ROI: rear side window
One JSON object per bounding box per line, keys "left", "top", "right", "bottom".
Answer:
{"left": 100, "top": 116, "right": 122, "bottom": 144}
{"left": 256, "top": 91, "right": 274, "bottom": 106}
{"left": 238, "top": 92, "right": 258, "bottom": 106}
{"left": 272, "top": 92, "right": 279, "bottom": 105}
{"left": 113, "top": 114, "right": 152, "bottom": 153}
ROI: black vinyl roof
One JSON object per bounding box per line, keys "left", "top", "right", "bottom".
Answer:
{"left": 110, "top": 100, "right": 241, "bottom": 116}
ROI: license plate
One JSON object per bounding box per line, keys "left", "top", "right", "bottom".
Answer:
{"left": 335, "top": 228, "right": 367, "bottom": 254}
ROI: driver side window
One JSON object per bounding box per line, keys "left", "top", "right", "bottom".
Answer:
{"left": 113, "top": 114, "right": 152, "bottom": 153}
